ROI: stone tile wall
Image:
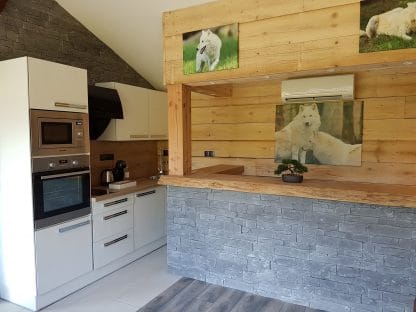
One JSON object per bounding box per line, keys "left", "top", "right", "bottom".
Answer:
{"left": 167, "top": 186, "right": 416, "bottom": 312}
{"left": 0, "top": 0, "right": 152, "bottom": 87}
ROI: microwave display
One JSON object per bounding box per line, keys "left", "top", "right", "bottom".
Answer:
{"left": 41, "top": 122, "right": 73, "bottom": 145}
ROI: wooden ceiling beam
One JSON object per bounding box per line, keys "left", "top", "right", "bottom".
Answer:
{"left": 191, "top": 84, "right": 233, "bottom": 97}
{"left": 0, "top": 0, "right": 8, "bottom": 13}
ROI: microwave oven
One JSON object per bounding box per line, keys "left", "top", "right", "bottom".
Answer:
{"left": 30, "top": 109, "right": 90, "bottom": 157}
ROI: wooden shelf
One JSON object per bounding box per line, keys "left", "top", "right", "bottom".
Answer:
{"left": 159, "top": 166, "right": 416, "bottom": 208}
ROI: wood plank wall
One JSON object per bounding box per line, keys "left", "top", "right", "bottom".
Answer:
{"left": 191, "top": 69, "right": 416, "bottom": 186}
{"left": 90, "top": 140, "right": 158, "bottom": 187}
{"left": 163, "top": 0, "right": 416, "bottom": 85}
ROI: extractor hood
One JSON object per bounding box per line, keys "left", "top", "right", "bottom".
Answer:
{"left": 88, "top": 85, "right": 123, "bottom": 140}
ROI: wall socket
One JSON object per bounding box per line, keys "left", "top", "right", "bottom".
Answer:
{"left": 204, "top": 151, "right": 215, "bottom": 157}
{"left": 100, "top": 153, "right": 114, "bottom": 161}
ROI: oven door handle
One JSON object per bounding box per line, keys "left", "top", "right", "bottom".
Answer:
{"left": 40, "top": 170, "right": 90, "bottom": 180}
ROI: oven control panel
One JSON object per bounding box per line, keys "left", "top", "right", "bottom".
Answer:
{"left": 32, "top": 155, "right": 90, "bottom": 173}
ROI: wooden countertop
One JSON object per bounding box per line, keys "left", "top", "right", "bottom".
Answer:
{"left": 91, "top": 178, "right": 160, "bottom": 203}
{"left": 158, "top": 165, "right": 416, "bottom": 208}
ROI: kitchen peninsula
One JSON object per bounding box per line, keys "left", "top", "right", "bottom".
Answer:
{"left": 160, "top": 1, "right": 416, "bottom": 311}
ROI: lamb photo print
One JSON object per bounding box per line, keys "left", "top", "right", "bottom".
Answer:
{"left": 360, "top": 0, "right": 416, "bottom": 52}
{"left": 182, "top": 23, "right": 238, "bottom": 74}
{"left": 275, "top": 101, "right": 363, "bottom": 166}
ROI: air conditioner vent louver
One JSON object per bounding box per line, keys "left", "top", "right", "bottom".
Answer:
{"left": 281, "top": 74, "right": 354, "bottom": 103}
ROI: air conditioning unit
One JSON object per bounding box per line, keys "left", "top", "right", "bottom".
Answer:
{"left": 281, "top": 74, "right": 354, "bottom": 103}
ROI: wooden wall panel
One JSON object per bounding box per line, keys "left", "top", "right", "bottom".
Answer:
{"left": 163, "top": 0, "right": 416, "bottom": 85}
{"left": 191, "top": 69, "right": 416, "bottom": 186}
{"left": 90, "top": 140, "right": 158, "bottom": 187}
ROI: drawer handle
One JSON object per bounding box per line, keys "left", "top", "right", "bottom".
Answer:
{"left": 130, "top": 134, "right": 148, "bottom": 139}
{"left": 104, "top": 198, "right": 128, "bottom": 207}
{"left": 59, "top": 220, "right": 90, "bottom": 233}
{"left": 55, "top": 102, "right": 87, "bottom": 110}
{"left": 103, "top": 210, "right": 128, "bottom": 221}
{"left": 136, "top": 190, "right": 156, "bottom": 197}
{"left": 104, "top": 234, "right": 128, "bottom": 247}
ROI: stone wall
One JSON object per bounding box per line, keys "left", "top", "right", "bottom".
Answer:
{"left": 0, "top": 0, "right": 152, "bottom": 88}
{"left": 167, "top": 186, "right": 416, "bottom": 312}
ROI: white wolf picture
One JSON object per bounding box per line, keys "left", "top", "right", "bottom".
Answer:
{"left": 306, "top": 131, "right": 362, "bottom": 166}
{"left": 363, "top": 2, "right": 416, "bottom": 40}
{"left": 196, "top": 29, "right": 222, "bottom": 72}
{"left": 275, "top": 103, "right": 321, "bottom": 164}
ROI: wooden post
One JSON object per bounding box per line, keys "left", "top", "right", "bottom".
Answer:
{"left": 167, "top": 84, "right": 192, "bottom": 176}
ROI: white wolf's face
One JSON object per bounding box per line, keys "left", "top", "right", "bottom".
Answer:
{"left": 197, "top": 30, "right": 212, "bottom": 55}
{"left": 297, "top": 104, "right": 321, "bottom": 129}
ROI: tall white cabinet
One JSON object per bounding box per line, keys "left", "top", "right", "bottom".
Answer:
{"left": 0, "top": 57, "right": 89, "bottom": 311}
{"left": 96, "top": 82, "right": 168, "bottom": 141}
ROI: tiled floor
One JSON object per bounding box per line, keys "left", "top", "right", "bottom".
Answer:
{"left": 0, "top": 246, "right": 180, "bottom": 312}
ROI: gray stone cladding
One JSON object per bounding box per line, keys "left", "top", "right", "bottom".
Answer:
{"left": 0, "top": 0, "right": 152, "bottom": 87}
{"left": 167, "top": 186, "right": 416, "bottom": 312}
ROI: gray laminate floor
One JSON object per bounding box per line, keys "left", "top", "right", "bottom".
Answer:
{"left": 138, "top": 277, "right": 325, "bottom": 312}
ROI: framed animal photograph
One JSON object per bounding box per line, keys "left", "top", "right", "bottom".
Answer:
{"left": 182, "top": 23, "right": 239, "bottom": 75}
{"left": 275, "top": 101, "right": 363, "bottom": 166}
{"left": 360, "top": 0, "right": 416, "bottom": 53}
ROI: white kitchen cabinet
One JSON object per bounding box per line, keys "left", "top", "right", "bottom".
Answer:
{"left": 35, "top": 216, "right": 93, "bottom": 295}
{"left": 149, "top": 90, "right": 168, "bottom": 139}
{"left": 28, "top": 57, "right": 88, "bottom": 113}
{"left": 95, "top": 82, "right": 167, "bottom": 141}
{"left": 93, "top": 228, "right": 134, "bottom": 269}
{"left": 92, "top": 205, "right": 134, "bottom": 242}
{"left": 133, "top": 187, "right": 166, "bottom": 250}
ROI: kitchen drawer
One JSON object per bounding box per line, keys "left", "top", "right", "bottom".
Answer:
{"left": 93, "top": 228, "right": 134, "bottom": 269}
{"left": 92, "top": 194, "right": 134, "bottom": 215}
{"left": 93, "top": 205, "right": 133, "bottom": 242}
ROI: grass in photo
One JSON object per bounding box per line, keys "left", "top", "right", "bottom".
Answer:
{"left": 360, "top": 0, "right": 416, "bottom": 53}
{"left": 182, "top": 23, "right": 238, "bottom": 75}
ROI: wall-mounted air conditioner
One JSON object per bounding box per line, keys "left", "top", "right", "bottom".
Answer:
{"left": 281, "top": 74, "right": 354, "bottom": 103}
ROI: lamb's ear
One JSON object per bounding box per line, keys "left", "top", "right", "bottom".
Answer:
{"left": 207, "top": 29, "right": 212, "bottom": 34}
{"left": 299, "top": 105, "right": 304, "bottom": 112}
{"left": 311, "top": 103, "right": 317, "bottom": 110}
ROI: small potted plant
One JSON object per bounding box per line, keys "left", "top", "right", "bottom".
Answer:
{"left": 275, "top": 159, "right": 308, "bottom": 183}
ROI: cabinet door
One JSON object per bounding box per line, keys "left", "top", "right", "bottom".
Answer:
{"left": 148, "top": 90, "right": 168, "bottom": 140}
{"left": 28, "top": 58, "right": 88, "bottom": 113}
{"left": 133, "top": 187, "right": 166, "bottom": 250}
{"left": 114, "top": 83, "right": 149, "bottom": 141}
{"left": 35, "top": 216, "right": 93, "bottom": 295}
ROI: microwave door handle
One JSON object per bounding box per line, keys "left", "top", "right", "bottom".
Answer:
{"left": 41, "top": 170, "right": 90, "bottom": 180}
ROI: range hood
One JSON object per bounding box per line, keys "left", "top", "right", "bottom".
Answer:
{"left": 88, "top": 85, "right": 123, "bottom": 140}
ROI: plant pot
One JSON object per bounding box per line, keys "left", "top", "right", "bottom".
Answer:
{"left": 281, "top": 174, "right": 303, "bottom": 183}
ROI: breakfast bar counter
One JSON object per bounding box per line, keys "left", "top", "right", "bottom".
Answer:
{"left": 159, "top": 165, "right": 416, "bottom": 209}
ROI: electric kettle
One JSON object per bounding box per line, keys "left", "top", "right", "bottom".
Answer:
{"left": 101, "top": 169, "right": 114, "bottom": 186}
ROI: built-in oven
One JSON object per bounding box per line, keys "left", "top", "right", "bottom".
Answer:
{"left": 30, "top": 109, "right": 89, "bottom": 157}
{"left": 32, "top": 155, "right": 91, "bottom": 230}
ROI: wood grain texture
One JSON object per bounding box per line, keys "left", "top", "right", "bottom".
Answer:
{"left": 159, "top": 173, "right": 416, "bottom": 208}
{"left": 90, "top": 140, "right": 158, "bottom": 187}
{"left": 167, "top": 84, "right": 192, "bottom": 176}
{"left": 163, "top": 0, "right": 416, "bottom": 85}
{"left": 139, "top": 277, "right": 323, "bottom": 312}
{"left": 187, "top": 68, "right": 416, "bottom": 186}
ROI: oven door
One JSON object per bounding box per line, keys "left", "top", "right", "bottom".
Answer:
{"left": 33, "top": 168, "right": 91, "bottom": 230}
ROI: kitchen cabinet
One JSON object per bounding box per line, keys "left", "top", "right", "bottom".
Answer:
{"left": 148, "top": 89, "right": 168, "bottom": 139}
{"left": 92, "top": 194, "right": 134, "bottom": 269}
{"left": 96, "top": 82, "right": 167, "bottom": 141}
{"left": 133, "top": 187, "right": 166, "bottom": 250}
{"left": 28, "top": 57, "right": 88, "bottom": 113}
{"left": 35, "top": 215, "right": 93, "bottom": 295}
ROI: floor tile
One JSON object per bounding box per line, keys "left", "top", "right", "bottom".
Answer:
{"left": 1, "top": 246, "right": 179, "bottom": 312}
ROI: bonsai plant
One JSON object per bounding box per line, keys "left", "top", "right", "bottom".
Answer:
{"left": 275, "top": 159, "right": 308, "bottom": 183}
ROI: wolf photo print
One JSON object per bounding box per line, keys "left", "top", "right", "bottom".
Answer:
{"left": 275, "top": 101, "right": 363, "bottom": 166}
{"left": 182, "top": 23, "right": 238, "bottom": 75}
{"left": 360, "top": 0, "right": 416, "bottom": 53}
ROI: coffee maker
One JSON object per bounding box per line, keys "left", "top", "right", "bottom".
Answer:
{"left": 113, "top": 160, "right": 126, "bottom": 182}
